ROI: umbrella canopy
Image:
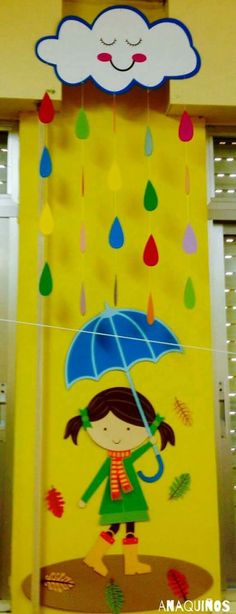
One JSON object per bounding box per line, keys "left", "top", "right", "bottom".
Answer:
{"left": 66, "top": 305, "right": 182, "bottom": 387}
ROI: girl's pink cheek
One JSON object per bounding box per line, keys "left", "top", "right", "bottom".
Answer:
{"left": 132, "top": 53, "right": 147, "bottom": 63}
{"left": 97, "top": 53, "right": 112, "bottom": 62}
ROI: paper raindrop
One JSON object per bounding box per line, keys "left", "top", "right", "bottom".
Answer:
{"left": 185, "top": 166, "right": 190, "bottom": 195}
{"left": 147, "top": 293, "right": 155, "bottom": 324}
{"left": 39, "top": 203, "right": 54, "bottom": 235}
{"left": 40, "top": 147, "right": 52, "bottom": 178}
{"left": 39, "top": 262, "right": 53, "bottom": 296}
{"left": 184, "top": 277, "right": 196, "bottom": 308}
{"left": 143, "top": 235, "right": 159, "bottom": 266}
{"left": 183, "top": 224, "right": 197, "bottom": 254}
{"left": 80, "top": 284, "right": 86, "bottom": 315}
{"left": 114, "top": 275, "right": 118, "bottom": 306}
{"left": 80, "top": 224, "right": 86, "bottom": 253}
{"left": 178, "top": 111, "right": 194, "bottom": 142}
{"left": 75, "top": 108, "right": 90, "bottom": 139}
{"left": 108, "top": 161, "right": 122, "bottom": 191}
{"left": 144, "top": 180, "right": 158, "bottom": 211}
{"left": 38, "top": 92, "right": 55, "bottom": 124}
{"left": 109, "top": 217, "right": 124, "bottom": 249}
{"left": 145, "top": 127, "right": 153, "bottom": 156}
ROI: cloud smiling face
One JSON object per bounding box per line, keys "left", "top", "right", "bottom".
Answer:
{"left": 36, "top": 7, "right": 201, "bottom": 94}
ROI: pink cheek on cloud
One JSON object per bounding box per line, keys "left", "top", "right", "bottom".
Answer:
{"left": 97, "top": 53, "right": 112, "bottom": 62}
{"left": 132, "top": 53, "right": 147, "bottom": 62}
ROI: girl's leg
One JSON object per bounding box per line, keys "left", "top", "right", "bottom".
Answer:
{"left": 126, "top": 521, "right": 135, "bottom": 535}
{"left": 84, "top": 524, "right": 120, "bottom": 576}
{"left": 123, "top": 522, "right": 151, "bottom": 575}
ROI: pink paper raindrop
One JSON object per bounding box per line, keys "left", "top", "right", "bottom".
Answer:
{"left": 80, "top": 284, "right": 86, "bottom": 315}
{"left": 183, "top": 224, "right": 197, "bottom": 254}
{"left": 80, "top": 224, "right": 86, "bottom": 253}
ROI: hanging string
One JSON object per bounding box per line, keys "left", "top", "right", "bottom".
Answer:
{"left": 107, "top": 94, "right": 124, "bottom": 306}
{"left": 178, "top": 109, "right": 197, "bottom": 309}
{"left": 75, "top": 83, "right": 89, "bottom": 316}
{"left": 143, "top": 90, "right": 159, "bottom": 323}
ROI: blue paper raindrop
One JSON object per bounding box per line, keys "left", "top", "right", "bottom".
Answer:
{"left": 40, "top": 147, "right": 52, "bottom": 178}
{"left": 109, "top": 217, "right": 124, "bottom": 249}
{"left": 145, "top": 127, "right": 153, "bottom": 156}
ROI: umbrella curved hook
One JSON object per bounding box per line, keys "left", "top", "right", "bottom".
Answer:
{"left": 138, "top": 452, "right": 164, "bottom": 483}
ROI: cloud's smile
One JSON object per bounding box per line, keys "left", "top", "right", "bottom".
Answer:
{"left": 36, "top": 5, "right": 201, "bottom": 94}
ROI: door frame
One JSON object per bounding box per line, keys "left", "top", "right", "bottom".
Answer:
{"left": 208, "top": 220, "right": 236, "bottom": 588}
{"left": 0, "top": 123, "right": 19, "bottom": 602}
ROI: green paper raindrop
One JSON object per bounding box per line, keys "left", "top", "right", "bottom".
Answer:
{"left": 75, "top": 108, "right": 90, "bottom": 139}
{"left": 144, "top": 180, "right": 158, "bottom": 211}
{"left": 39, "top": 262, "right": 53, "bottom": 296}
{"left": 184, "top": 277, "right": 196, "bottom": 309}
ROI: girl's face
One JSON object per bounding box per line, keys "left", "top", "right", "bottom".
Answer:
{"left": 87, "top": 411, "right": 147, "bottom": 452}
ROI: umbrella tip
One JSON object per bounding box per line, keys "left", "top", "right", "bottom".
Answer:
{"left": 103, "top": 302, "right": 117, "bottom": 317}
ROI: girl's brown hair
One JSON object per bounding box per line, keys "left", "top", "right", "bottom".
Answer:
{"left": 64, "top": 387, "right": 175, "bottom": 451}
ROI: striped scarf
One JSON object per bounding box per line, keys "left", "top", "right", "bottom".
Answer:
{"left": 108, "top": 450, "right": 133, "bottom": 501}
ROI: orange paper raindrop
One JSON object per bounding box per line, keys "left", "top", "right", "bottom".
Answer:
{"left": 80, "top": 224, "right": 86, "bottom": 253}
{"left": 147, "top": 293, "right": 155, "bottom": 324}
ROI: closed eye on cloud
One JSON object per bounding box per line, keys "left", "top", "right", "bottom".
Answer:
{"left": 100, "top": 38, "right": 142, "bottom": 47}
{"left": 100, "top": 38, "right": 117, "bottom": 46}
{"left": 125, "top": 38, "right": 142, "bottom": 47}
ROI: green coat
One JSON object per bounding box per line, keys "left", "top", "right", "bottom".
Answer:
{"left": 81, "top": 441, "right": 152, "bottom": 525}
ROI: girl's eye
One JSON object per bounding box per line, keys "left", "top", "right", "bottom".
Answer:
{"left": 100, "top": 38, "right": 117, "bottom": 46}
{"left": 103, "top": 427, "right": 108, "bottom": 431}
{"left": 126, "top": 427, "right": 130, "bottom": 431}
{"left": 125, "top": 38, "right": 142, "bottom": 47}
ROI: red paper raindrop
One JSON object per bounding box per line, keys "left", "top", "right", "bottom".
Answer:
{"left": 38, "top": 92, "right": 55, "bottom": 124}
{"left": 178, "top": 111, "right": 194, "bottom": 142}
{"left": 143, "top": 235, "right": 159, "bottom": 267}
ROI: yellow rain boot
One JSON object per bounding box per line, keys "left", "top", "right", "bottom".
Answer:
{"left": 84, "top": 531, "right": 115, "bottom": 576}
{"left": 123, "top": 534, "right": 151, "bottom": 575}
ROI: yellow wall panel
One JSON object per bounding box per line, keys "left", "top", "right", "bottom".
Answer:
{"left": 168, "top": 0, "right": 236, "bottom": 120}
{"left": 0, "top": 0, "right": 62, "bottom": 113}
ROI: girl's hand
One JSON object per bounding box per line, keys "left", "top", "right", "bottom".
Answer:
{"left": 78, "top": 499, "right": 86, "bottom": 508}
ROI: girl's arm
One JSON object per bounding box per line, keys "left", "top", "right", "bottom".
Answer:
{"left": 80, "top": 457, "right": 110, "bottom": 504}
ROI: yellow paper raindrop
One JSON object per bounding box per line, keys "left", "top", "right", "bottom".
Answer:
{"left": 39, "top": 203, "right": 54, "bottom": 236}
{"left": 108, "top": 161, "right": 122, "bottom": 192}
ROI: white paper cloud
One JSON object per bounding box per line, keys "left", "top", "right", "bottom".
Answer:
{"left": 36, "top": 6, "right": 201, "bottom": 94}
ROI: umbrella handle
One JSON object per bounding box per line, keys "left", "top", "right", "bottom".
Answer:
{"left": 137, "top": 453, "right": 164, "bottom": 483}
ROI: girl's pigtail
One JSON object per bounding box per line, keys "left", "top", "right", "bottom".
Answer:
{"left": 158, "top": 421, "right": 175, "bottom": 451}
{"left": 64, "top": 416, "right": 83, "bottom": 445}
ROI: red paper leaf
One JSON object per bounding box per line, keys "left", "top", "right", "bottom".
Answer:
{"left": 143, "top": 235, "right": 159, "bottom": 267}
{"left": 167, "top": 568, "right": 189, "bottom": 602}
{"left": 45, "top": 487, "right": 65, "bottom": 518}
{"left": 38, "top": 93, "right": 55, "bottom": 124}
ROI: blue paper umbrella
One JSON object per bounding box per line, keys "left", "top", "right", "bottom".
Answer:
{"left": 66, "top": 305, "right": 182, "bottom": 482}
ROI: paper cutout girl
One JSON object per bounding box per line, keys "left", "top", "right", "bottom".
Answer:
{"left": 64, "top": 386, "right": 175, "bottom": 577}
